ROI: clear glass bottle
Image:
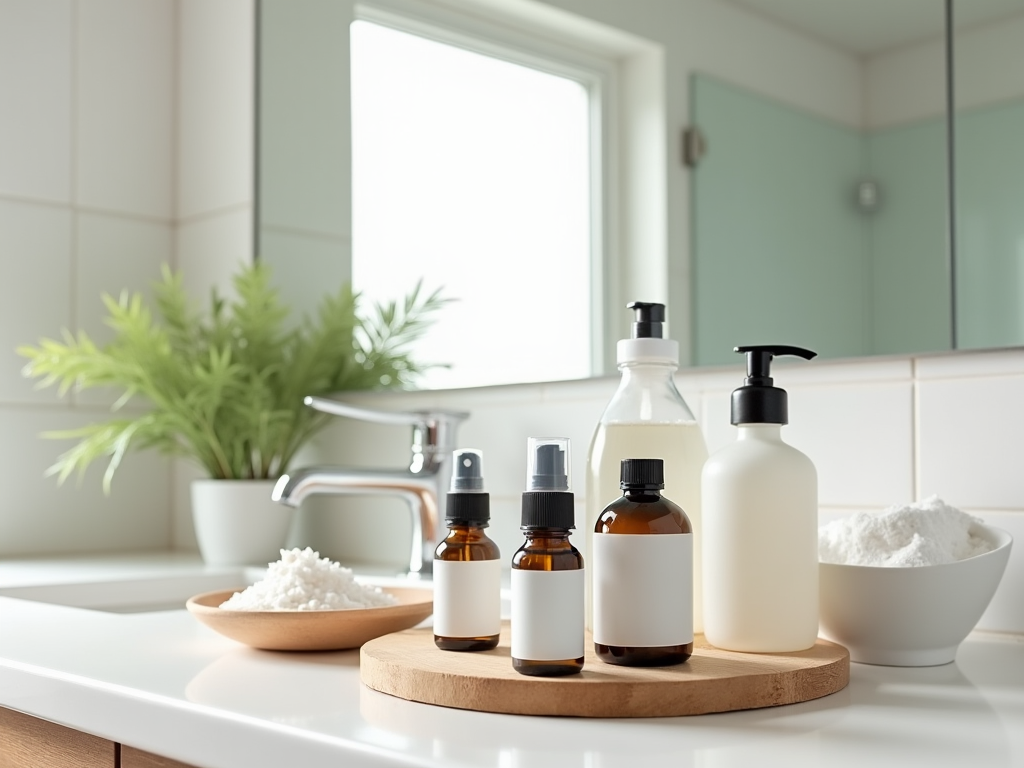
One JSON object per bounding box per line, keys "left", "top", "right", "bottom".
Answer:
{"left": 511, "top": 438, "right": 585, "bottom": 677}
{"left": 585, "top": 302, "right": 708, "bottom": 633}
{"left": 593, "top": 458, "right": 693, "bottom": 666}
{"left": 433, "top": 449, "right": 502, "bottom": 651}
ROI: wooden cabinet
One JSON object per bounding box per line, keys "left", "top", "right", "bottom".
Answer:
{"left": 121, "top": 746, "right": 196, "bottom": 768}
{"left": 0, "top": 706, "right": 112, "bottom": 768}
{"left": 0, "top": 707, "right": 196, "bottom": 768}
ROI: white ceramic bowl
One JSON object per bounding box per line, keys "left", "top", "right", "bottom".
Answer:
{"left": 818, "top": 522, "right": 1012, "bottom": 666}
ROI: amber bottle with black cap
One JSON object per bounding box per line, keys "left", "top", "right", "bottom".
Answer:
{"left": 592, "top": 457, "right": 693, "bottom": 666}
{"left": 433, "top": 449, "right": 501, "bottom": 651}
{"left": 510, "top": 437, "right": 585, "bottom": 677}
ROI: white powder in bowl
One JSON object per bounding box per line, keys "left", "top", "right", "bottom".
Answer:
{"left": 219, "top": 547, "right": 398, "bottom": 611}
{"left": 818, "top": 496, "right": 995, "bottom": 567}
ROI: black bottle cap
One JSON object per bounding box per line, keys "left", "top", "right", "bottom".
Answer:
{"left": 730, "top": 345, "right": 816, "bottom": 425}
{"left": 627, "top": 301, "right": 665, "bottom": 339}
{"left": 619, "top": 458, "right": 665, "bottom": 491}
{"left": 446, "top": 492, "right": 491, "bottom": 524}
{"left": 520, "top": 492, "right": 575, "bottom": 530}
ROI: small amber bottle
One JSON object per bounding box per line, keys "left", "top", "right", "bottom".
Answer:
{"left": 511, "top": 437, "right": 585, "bottom": 677}
{"left": 592, "top": 458, "right": 693, "bottom": 666}
{"left": 433, "top": 449, "right": 501, "bottom": 651}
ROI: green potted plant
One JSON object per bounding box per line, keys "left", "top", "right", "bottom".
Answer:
{"left": 18, "top": 261, "right": 448, "bottom": 565}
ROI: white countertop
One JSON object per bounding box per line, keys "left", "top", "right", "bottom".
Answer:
{"left": 1, "top": 553, "right": 1023, "bottom": 768}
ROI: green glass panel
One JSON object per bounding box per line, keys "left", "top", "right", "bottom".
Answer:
{"left": 867, "top": 120, "right": 950, "bottom": 356}
{"left": 691, "top": 75, "right": 868, "bottom": 367}
{"left": 691, "top": 74, "right": 951, "bottom": 366}
{"left": 955, "top": 98, "right": 1024, "bottom": 350}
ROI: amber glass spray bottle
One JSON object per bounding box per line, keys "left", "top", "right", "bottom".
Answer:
{"left": 510, "top": 437, "right": 585, "bottom": 676}
{"left": 433, "top": 449, "right": 502, "bottom": 651}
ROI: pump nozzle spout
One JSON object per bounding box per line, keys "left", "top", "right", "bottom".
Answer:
{"left": 730, "top": 345, "right": 816, "bottom": 425}
{"left": 735, "top": 345, "right": 816, "bottom": 385}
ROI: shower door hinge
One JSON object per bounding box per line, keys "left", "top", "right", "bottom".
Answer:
{"left": 682, "top": 126, "right": 706, "bottom": 168}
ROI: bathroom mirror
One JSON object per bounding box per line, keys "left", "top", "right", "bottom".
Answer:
{"left": 257, "top": 0, "right": 1024, "bottom": 382}
{"left": 950, "top": 0, "right": 1024, "bottom": 351}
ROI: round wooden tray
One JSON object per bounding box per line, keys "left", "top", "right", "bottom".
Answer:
{"left": 360, "top": 621, "right": 849, "bottom": 717}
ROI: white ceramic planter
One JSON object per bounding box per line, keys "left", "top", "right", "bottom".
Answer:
{"left": 191, "top": 479, "right": 294, "bottom": 566}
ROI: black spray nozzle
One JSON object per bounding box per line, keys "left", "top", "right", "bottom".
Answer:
{"left": 447, "top": 449, "right": 490, "bottom": 522}
{"left": 450, "top": 449, "right": 484, "bottom": 492}
{"left": 627, "top": 301, "right": 665, "bottom": 339}
{"left": 522, "top": 437, "right": 574, "bottom": 529}
{"left": 731, "top": 345, "right": 816, "bottom": 425}
{"left": 530, "top": 442, "right": 568, "bottom": 492}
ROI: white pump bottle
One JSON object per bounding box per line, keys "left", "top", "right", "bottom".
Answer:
{"left": 701, "top": 345, "right": 818, "bottom": 653}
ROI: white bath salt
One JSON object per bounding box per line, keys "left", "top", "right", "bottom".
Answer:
{"left": 818, "top": 496, "right": 995, "bottom": 567}
{"left": 219, "top": 547, "right": 398, "bottom": 611}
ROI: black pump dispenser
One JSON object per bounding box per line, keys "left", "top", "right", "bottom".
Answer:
{"left": 627, "top": 301, "right": 665, "bottom": 339}
{"left": 730, "top": 345, "right": 816, "bottom": 425}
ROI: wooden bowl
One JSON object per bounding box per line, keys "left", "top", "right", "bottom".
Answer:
{"left": 186, "top": 586, "right": 433, "bottom": 651}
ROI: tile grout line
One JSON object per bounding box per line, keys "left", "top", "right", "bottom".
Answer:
{"left": 171, "top": 0, "right": 181, "bottom": 257}
{"left": 170, "top": 0, "right": 182, "bottom": 548}
{"left": 911, "top": 357, "right": 920, "bottom": 502}
{"left": 69, "top": 0, "right": 80, "bottom": 411}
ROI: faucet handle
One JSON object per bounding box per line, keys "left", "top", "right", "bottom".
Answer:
{"left": 303, "top": 396, "right": 469, "bottom": 451}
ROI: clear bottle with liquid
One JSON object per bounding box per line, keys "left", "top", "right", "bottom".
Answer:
{"left": 433, "top": 449, "right": 501, "bottom": 651}
{"left": 511, "top": 437, "right": 585, "bottom": 677}
{"left": 585, "top": 302, "right": 708, "bottom": 633}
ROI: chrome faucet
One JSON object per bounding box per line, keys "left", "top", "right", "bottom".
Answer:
{"left": 271, "top": 396, "right": 469, "bottom": 575}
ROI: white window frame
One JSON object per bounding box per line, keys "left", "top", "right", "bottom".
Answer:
{"left": 352, "top": 0, "right": 665, "bottom": 377}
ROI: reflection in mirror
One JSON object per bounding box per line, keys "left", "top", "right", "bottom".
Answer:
{"left": 350, "top": 18, "right": 592, "bottom": 389}
{"left": 259, "top": 0, "right": 1021, "bottom": 386}
{"left": 691, "top": 0, "right": 948, "bottom": 366}
{"left": 952, "top": 0, "right": 1024, "bottom": 350}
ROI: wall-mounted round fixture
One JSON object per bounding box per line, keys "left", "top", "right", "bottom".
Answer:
{"left": 856, "top": 180, "right": 881, "bottom": 214}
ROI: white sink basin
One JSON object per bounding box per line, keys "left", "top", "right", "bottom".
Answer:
{"left": 0, "top": 558, "right": 512, "bottom": 616}
{"left": 0, "top": 569, "right": 266, "bottom": 613}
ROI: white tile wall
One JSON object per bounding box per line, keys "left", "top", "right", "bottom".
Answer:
{"left": 74, "top": 212, "right": 174, "bottom": 408}
{"left": 175, "top": 207, "right": 254, "bottom": 302}
{"left": 0, "top": 0, "right": 73, "bottom": 203}
{"left": 0, "top": 0, "right": 254, "bottom": 557}
{"left": 310, "top": 349, "right": 1024, "bottom": 633}
{"left": 0, "top": 406, "right": 171, "bottom": 556}
{"left": 918, "top": 372, "right": 1024, "bottom": 510}
{"left": 177, "top": 0, "right": 255, "bottom": 219}
{"left": 76, "top": 0, "right": 176, "bottom": 218}
{"left": 0, "top": 200, "right": 73, "bottom": 405}
{"left": 75, "top": 213, "right": 173, "bottom": 339}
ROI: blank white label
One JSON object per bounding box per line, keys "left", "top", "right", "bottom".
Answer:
{"left": 432, "top": 559, "right": 502, "bottom": 638}
{"left": 511, "top": 569, "right": 585, "bottom": 661}
{"left": 592, "top": 533, "right": 693, "bottom": 647}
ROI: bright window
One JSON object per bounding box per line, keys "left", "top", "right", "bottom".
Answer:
{"left": 350, "top": 18, "right": 594, "bottom": 389}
